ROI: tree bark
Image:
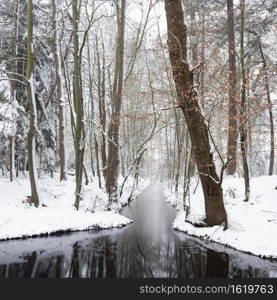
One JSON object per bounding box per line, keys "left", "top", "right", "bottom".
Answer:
{"left": 9, "top": 136, "right": 15, "bottom": 182}
{"left": 8, "top": 0, "right": 20, "bottom": 181}
{"left": 200, "top": 9, "right": 205, "bottom": 102}
{"left": 226, "top": 0, "right": 238, "bottom": 175}
{"left": 174, "top": 110, "right": 182, "bottom": 192}
{"left": 26, "top": 0, "right": 40, "bottom": 207}
{"left": 239, "top": 0, "right": 250, "bottom": 201}
{"left": 164, "top": 0, "right": 227, "bottom": 227}
{"left": 86, "top": 40, "right": 96, "bottom": 178}
{"left": 94, "top": 135, "right": 102, "bottom": 188}
{"left": 187, "top": 1, "right": 198, "bottom": 178}
{"left": 72, "top": 0, "right": 85, "bottom": 210}
{"left": 106, "top": 0, "right": 126, "bottom": 205}
{"left": 258, "top": 39, "right": 274, "bottom": 176}
{"left": 95, "top": 37, "right": 107, "bottom": 180}
{"left": 52, "top": 0, "right": 67, "bottom": 181}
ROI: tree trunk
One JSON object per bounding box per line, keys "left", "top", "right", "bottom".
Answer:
{"left": 95, "top": 38, "right": 107, "bottom": 180}
{"left": 8, "top": 0, "right": 20, "bottom": 181}
{"left": 106, "top": 0, "right": 126, "bottom": 206}
{"left": 87, "top": 40, "right": 96, "bottom": 178}
{"left": 187, "top": 1, "right": 198, "bottom": 178}
{"left": 9, "top": 136, "right": 15, "bottom": 182}
{"left": 200, "top": 9, "right": 205, "bottom": 102}
{"left": 164, "top": 0, "right": 227, "bottom": 227}
{"left": 226, "top": 0, "right": 238, "bottom": 175}
{"left": 94, "top": 135, "right": 102, "bottom": 188}
{"left": 52, "top": 0, "right": 67, "bottom": 181}
{"left": 72, "top": 0, "right": 85, "bottom": 210}
{"left": 174, "top": 109, "right": 183, "bottom": 192}
{"left": 258, "top": 39, "right": 274, "bottom": 176}
{"left": 26, "top": 0, "right": 40, "bottom": 207}
{"left": 239, "top": 0, "right": 250, "bottom": 201}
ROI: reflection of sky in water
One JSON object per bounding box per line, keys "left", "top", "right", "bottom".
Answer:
{"left": 0, "top": 185, "right": 277, "bottom": 278}
{"left": 125, "top": 185, "right": 175, "bottom": 245}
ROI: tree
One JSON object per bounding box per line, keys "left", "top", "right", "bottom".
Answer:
{"left": 226, "top": 0, "right": 238, "bottom": 175}
{"left": 26, "top": 0, "right": 40, "bottom": 206}
{"left": 164, "top": 0, "right": 227, "bottom": 227}
{"left": 72, "top": 0, "right": 85, "bottom": 210}
{"left": 52, "top": 0, "right": 67, "bottom": 181}
{"left": 0, "top": 70, "right": 17, "bottom": 182}
{"left": 257, "top": 36, "right": 274, "bottom": 176}
{"left": 239, "top": 0, "right": 250, "bottom": 201}
{"left": 8, "top": 0, "right": 20, "bottom": 182}
{"left": 105, "top": 0, "right": 126, "bottom": 206}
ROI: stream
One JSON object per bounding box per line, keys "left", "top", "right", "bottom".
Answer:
{"left": 0, "top": 186, "right": 277, "bottom": 278}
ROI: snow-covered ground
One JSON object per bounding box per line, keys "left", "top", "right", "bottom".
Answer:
{"left": 0, "top": 174, "right": 149, "bottom": 241}
{"left": 2, "top": 172, "right": 276, "bottom": 260}
{"left": 162, "top": 175, "right": 277, "bottom": 260}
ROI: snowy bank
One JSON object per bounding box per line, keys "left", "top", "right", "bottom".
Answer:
{"left": 163, "top": 176, "right": 277, "bottom": 260}
{"left": 175, "top": 231, "right": 277, "bottom": 277}
{"left": 0, "top": 175, "right": 136, "bottom": 241}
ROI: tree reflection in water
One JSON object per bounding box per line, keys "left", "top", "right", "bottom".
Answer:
{"left": 0, "top": 186, "right": 276, "bottom": 278}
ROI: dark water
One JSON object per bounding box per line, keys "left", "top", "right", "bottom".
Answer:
{"left": 0, "top": 186, "right": 276, "bottom": 278}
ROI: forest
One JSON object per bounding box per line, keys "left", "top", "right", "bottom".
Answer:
{"left": 0, "top": 0, "right": 277, "bottom": 278}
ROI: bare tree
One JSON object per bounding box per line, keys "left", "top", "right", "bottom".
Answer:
{"left": 8, "top": 0, "right": 20, "bottom": 182}
{"left": 106, "top": 0, "right": 126, "bottom": 206}
{"left": 52, "top": 0, "right": 67, "bottom": 181}
{"left": 164, "top": 0, "right": 227, "bottom": 227}
{"left": 72, "top": 0, "right": 85, "bottom": 209}
{"left": 239, "top": 0, "right": 250, "bottom": 201}
{"left": 226, "top": 0, "right": 238, "bottom": 175}
{"left": 258, "top": 38, "right": 274, "bottom": 176}
{"left": 26, "top": 0, "right": 40, "bottom": 206}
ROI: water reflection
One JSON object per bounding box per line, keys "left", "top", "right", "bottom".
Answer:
{"left": 0, "top": 186, "right": 276, "bottom": 278}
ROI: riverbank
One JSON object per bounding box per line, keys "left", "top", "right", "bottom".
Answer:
{"left": 0, "top": 174, "right": 148, "bottom": 241}
{"left": 1, "top": 185, "right": 277, "bottom": 278}
{"left": 163, "top": 175, "right": 277, "bottom": 260}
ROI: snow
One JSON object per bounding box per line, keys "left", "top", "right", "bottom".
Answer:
{"left": 0, "top": 120, "right": 17, "bottom": 138}
{"left": 0, "top": 175, "right": 135, "bottom": 241}
{"left": 1, "top": 171, "right": 277, "bottom": 260}
{"left": 175, "top": 231, "right": 277, "bottom": 277}
{"left": 0, "top": 72, "right": 11, "bottom": 99}
{"left": 163, "top": 175, "right": 277, "bottom": 260}
{"left": 0, "top": 88, "right": 18, "bottom": 138}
